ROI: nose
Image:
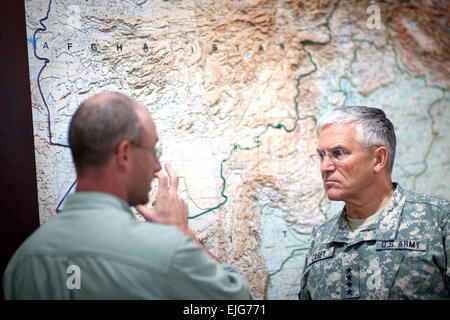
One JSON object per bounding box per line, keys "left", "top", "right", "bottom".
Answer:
{"left": 154, "top": 158, "right": 162, "bottom": 173}
{"left": 320, "top": 154, "right": 336, "bottom": 173}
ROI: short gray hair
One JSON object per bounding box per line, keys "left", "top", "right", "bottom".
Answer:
{"left": 317, "top": 106, "right": 396, "bottom": 174}
{"left": 68, "top": 92, "right": 143, "bottom": 171}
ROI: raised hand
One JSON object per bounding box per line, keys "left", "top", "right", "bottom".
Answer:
{"left": 136, "top": 163, "right": 219, "bottom": 262}
{"left": 136, "top": 163, "right": 189, "bottom": 233}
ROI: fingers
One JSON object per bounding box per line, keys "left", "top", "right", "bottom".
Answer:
{"left": 165, "top": 163, "right": 179, "bottom": 192}
{"left": 154, "top": 163, "right": 179, "bottom": 192}
{"left": 135, "top": 205, "right": 156, "bottom": 222}
{"left": 154, "top": 170, "right": 168, "bottom": 194}
{"left": 138, "top": 162, "right": 190, "bottom": 230}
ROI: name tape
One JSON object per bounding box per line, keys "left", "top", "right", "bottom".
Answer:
{"left": 307, "top": 247, "right": 335, "bottom": 266}
{"left": 376, "top": 240, "right": 426, "bottom": 251}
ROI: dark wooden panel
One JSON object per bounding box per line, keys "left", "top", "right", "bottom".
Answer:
{"left": 0, "top": 0, "right": 40, "bottom": 300}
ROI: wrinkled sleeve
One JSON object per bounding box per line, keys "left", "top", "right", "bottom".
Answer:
{"left": 3, "top": 261, "right": 15, "bottom": 299}
{"left": 298, "top": 254, "right": 312, "bottom": 300}
{"left": 298, "top": 232, "right": 317, "bottom": 300}
{"left": 165, "top": 235, "right": 252, "bottom": 300}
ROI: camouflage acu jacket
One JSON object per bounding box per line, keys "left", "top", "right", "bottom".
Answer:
{"left": 298, "top": 183, "right": 449, "bottom": 300}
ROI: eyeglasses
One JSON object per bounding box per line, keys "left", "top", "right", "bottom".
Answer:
{"left": 310, "top": 146, "right": 377, "bottom": 166}
{"left": 130, "top": 140, "right": 162, "bottom": 159}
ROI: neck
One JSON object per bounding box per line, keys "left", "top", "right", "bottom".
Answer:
{"left": 345, "top": 179, "right": 394, "bottom": 219}
{"left": 75, "top": 167, "right": 128, "bottom": 203}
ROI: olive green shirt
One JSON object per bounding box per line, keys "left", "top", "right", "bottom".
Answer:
{"left": 3, "top": 192, "right": 252, "bottom": 299}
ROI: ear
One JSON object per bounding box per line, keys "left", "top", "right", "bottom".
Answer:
{"left": 114, "top": 140, "right": 132, "bottom": 171}
{"left": 373, "top": 146, "right": 389, "bottom": 174}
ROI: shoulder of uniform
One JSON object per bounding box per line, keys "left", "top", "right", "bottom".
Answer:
{"left": 305, "top": 214, "right": 341, "bottom": 251}
{"left": 402, "top": 188, "right": 449, "bottom": 209}
{"left": 312, "top": 214, "right": 340, "bottom": 236}
{"left": 399, "top": 187, "right": 449, "bottom": 225}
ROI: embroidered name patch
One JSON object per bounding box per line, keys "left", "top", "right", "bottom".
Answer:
{"left": 376, "top": 240, "right": 426, "bottom": 251}
{"left": 307, "top": 247, "right": 335, "bottom": 266}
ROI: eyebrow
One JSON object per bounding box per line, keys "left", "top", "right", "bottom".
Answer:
{"left": 317, "top": 144, "right": 348, "bottom": 152}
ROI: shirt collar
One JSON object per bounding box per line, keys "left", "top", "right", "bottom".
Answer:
{"left": 325, "top": 183, "right": 405, "bottom": 244}
{"left": 60, "top": 192, "right": 134, "bottom": 218}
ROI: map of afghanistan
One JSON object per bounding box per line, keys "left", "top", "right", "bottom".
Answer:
{"left": 25, "top": 0, "right": 449, "bottom": 299}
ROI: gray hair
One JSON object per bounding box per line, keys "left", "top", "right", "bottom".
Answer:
{"left": 317, "top": 106, "right": 396, "bottom": 174}
{"left": 68, "top": 92, "right": 143, "bottom": 171}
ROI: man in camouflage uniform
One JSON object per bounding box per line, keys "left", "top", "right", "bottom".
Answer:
{"left": 298, "top": 106, "right": 449, "bottom": 299}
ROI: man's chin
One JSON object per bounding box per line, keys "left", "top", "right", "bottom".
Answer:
{"left": 129, "top": 195, "right": 150, "bottom": 207}
{"left": 325, "top": 188, "right": 343, "bottom": 201}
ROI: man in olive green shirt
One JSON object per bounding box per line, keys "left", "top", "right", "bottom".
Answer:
{"left": 3, "top": 92, "right": 251, "bottom": 299}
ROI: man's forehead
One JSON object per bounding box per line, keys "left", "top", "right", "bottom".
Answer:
{"left": 318, "top": 123, "right": 359, "bottom": 148}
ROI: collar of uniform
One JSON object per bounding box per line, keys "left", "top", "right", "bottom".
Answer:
{"left": 60, "top": 191, "right": 134, "bottom": 218}
{"left": 323, "top": 183, "right": 405, "bottom": 245}
{"left": 374, "top": 183, "right": 405, "bottom": 241}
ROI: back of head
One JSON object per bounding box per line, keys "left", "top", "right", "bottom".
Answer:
{"left": 68, "top": 92, "right": 142, "bottom": 172}
{"left": 317, "top": 106, "right": 396, "bottom": 174}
